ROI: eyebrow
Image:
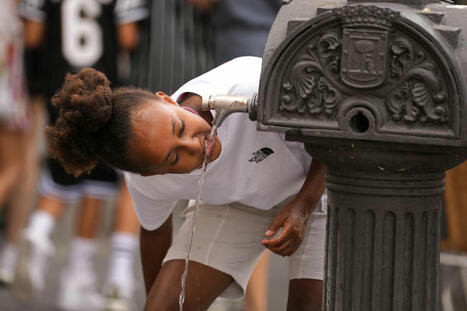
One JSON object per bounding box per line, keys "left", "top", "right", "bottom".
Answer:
{"left": 179, "top": 118, "right": 185, "bottom": 136}
{"left": 161, "top": 116, "right": 176, "bottom": 166}
{"left": 162, "top": 115, "right": 182, "bottom": 166}
{"left": 171, "top": 115, "right": 176, "bottom": 136}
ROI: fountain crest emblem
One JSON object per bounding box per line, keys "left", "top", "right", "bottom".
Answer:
{"left": 334, "top": 6, "right": 400, "bottom": 89}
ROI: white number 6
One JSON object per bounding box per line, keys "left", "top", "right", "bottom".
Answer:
{"left": 62, "top": 0, "right": 103, "bottom": 67}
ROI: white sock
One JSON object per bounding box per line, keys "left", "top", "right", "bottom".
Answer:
{"left": 27, "top": 210, "right": 56, "bottom": 238}
{"left": 0, "top": 243, "right": 18, "bottom": 271}
{"left": 68, "top": 238, "right": 97, "bottom": 276}
{"left": 106, "top": 232, "right": 138, "bottom": 290}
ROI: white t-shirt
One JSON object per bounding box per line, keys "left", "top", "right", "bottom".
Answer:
{"left": 125, "top": 57, "right": 313, "bottom": 230}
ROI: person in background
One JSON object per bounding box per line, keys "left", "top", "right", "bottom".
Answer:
{"left": 56, "top": 181, "right": 141, "bottom": 311}
{"left": 187, "top": 0, "right": 281, "bottom": 64}
{"left": 12, "top": 1, "right": 148, "bottom": 310}
{"left": 103, "top": 182, "right": 141, "bottom": 311}
{"left": 0, "top": 0, "right": 29, "bottom": 286}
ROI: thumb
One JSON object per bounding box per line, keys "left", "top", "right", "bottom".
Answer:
{"left": 265, "top": 214, "right": 285, "bottom": 237}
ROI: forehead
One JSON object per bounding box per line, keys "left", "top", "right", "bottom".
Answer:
{"left": 132, "top": 99, "right": 172, "bottom": 122}
{"left": 129, "top": 102, "right": 177, "bottom": 170}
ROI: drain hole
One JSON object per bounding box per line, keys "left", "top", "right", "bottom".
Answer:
{"left": 350, "top": 112, "right": 370, "bottom": 134}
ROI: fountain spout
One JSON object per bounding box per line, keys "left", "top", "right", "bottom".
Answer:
{"left": 201, "top": 93, "right": 258, "bottom": 128}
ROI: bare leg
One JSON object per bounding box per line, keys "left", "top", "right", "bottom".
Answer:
{"left": 0, "top": 129, "right": 23, "bottom": 206}
{"left": 113, "top": 181, "right": 139, "bottom": 234}
{"left": 76, "top": 197, "right": 102, "bottom": 239}
{"left": 102, "top": 182, "right": 140, "bottom": 308}
{"left": 37, "top": 195, "right": 65, "bottom": 220}
{"left": 245, "top": 251, "right": 270, "bottom": 311}
{"left": 0, "top": 128, "right": 25, "bottom": 285}
{"left": 55, "top": 197, "right": 104, "bottom": 310}
{"left": 6, "top": 97, "right": 45, "bottom": 244}
{"left": 145, "top": 260, "right": 234, "bottom": 311}
{"left": 287, "top": 279, "right": 323, "bottom": 311}
{"left": 11, "top": 195, "right": 64, "bottom": 300}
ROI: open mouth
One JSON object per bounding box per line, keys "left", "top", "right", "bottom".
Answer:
{"left": 201, "top": 134, "right": 215, "bottom": 162}
{"left": 205, "top": 134, "right": 215, "bottom": 158}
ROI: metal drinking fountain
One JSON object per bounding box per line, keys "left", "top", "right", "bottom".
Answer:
{"left": 253, "top": 0, "right": 467, "bottom": 310}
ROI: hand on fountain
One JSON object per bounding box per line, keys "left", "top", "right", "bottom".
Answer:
{"left": 262, "top": 159, "right": 326, "bottom": 257}
{"left": 261, "top": 199, "right": 311, "bottom": 257}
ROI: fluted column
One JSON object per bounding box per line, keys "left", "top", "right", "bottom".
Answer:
{"left": 323, "top": 171, "right": 442, "bottom": 311}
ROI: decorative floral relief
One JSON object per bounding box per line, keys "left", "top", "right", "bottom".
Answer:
{"left": 278, "top": 6, "right": 449, "bottom": 125}
{"left": 388, "top": 37, "right": 448, "bottom": 123}
{"left": 280, "top": 32, "right": 343, "bottom": 116}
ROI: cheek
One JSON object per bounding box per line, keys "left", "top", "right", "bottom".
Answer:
{"left": 182, "top": 110, "right": 209, "bottom": 130}
{"left": 174, "top": 152, "right": 205, "bottom": 173}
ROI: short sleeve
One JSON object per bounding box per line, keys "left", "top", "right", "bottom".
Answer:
{"left": 125, "top": 173, "right": 177, "bottom": 231}
{"left": 18, "top": 0, "right": 47, "bottom": 22}
{"left": 285, "top": 140, "right": 312, "bottom": 172}
{"left": 114, "top": 0, "right": 149, "bottom": 25}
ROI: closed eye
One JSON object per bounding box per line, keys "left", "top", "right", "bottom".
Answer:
{"left": 168, "top": 118, "right": 184, "bottom": 166}
{"left": 171, "top": 152, "right": 179, "bottom": 166}
{"left": 179, "top": 118, "right": 185, "bottom": 137}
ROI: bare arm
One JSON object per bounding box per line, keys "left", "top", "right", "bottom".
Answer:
{"left": 23, "top": 20, "right": 44, "bottom": 49}
{"left": 117, "top": 22, "right": 139, "bottom": 51}
{"left": 185, "top": 0, "right": 217, "bottom": 12}
{"left": 140, "top": 215, "right": 173, "bottom": 294}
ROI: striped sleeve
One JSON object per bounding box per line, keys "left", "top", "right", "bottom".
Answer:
{"left": 114, "top": 0, "right": 149, "bottom": 25}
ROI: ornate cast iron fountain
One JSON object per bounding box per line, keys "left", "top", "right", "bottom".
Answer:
{"left": 255, "top": 0, "right": 467, "bottom": 310}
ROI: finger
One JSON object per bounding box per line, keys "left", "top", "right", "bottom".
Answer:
{"left": 282, "top": 240, "right": 302, "bottom": 257}
{"left": 273, "top": 238, "right": 298, "bottom": 256}
{"left": 265, "top": 214, "right": 286, "bottom": 237}
{"left": 263, "top": 223, "right": 296, "bottom": 246}
{"left": 263, "top": 233, "right": 297, "bottom": 255}
{"left": 265, "top": 238, "right": 298, "bottom": 256}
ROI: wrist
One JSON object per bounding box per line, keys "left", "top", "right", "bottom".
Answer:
{"left": 295, "top": 192, "right": 321, "bottom": 214}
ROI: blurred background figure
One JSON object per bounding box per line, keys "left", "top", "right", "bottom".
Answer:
{"left": 187, "top": 0, "right": 281, "bottom": 65}
{"left": 0, "top": 0, "right": 30, "bottom": 287}
{"left": 10, "top": 1, "right": 147, "bottom": 310}
{"left": 103, "top": 182, "right": 141, "bottom": 311}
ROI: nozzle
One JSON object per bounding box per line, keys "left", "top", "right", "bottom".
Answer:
{"left": 201, "top": 93, "right": 258, "bottom": 128}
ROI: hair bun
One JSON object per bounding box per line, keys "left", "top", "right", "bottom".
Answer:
{"left": 52, "top": 68, "right": 113, "bottom": 133}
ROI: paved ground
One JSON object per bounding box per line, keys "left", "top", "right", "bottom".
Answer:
{"left": 0, "top": 202, "right": 289, "bottom": 311}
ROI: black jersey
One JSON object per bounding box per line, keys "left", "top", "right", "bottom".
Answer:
{"left": 18, "top": 0, "right": 148, "bottom": 99}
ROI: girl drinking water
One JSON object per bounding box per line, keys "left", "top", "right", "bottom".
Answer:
{"left": 47, "top": 56, "right": 327, "bottom": 311}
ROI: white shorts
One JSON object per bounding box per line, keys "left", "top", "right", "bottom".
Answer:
{"left": 163, "top": 199, "right": 327, "bottom": 299}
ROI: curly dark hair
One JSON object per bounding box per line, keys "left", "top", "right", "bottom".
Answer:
{"left": 47, "top": 68, "right": 155, "bottom": 177}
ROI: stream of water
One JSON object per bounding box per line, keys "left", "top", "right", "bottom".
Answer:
{"left": 178, "top": 125, "right": 218, "bottom": 311}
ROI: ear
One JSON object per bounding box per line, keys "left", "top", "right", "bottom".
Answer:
{"left": 155, "top": 91, "right": 178, "bottom": 106}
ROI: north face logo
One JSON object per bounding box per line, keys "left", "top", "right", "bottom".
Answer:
{"left": 249, "top": 148, "right": 274, "bottom": 163}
